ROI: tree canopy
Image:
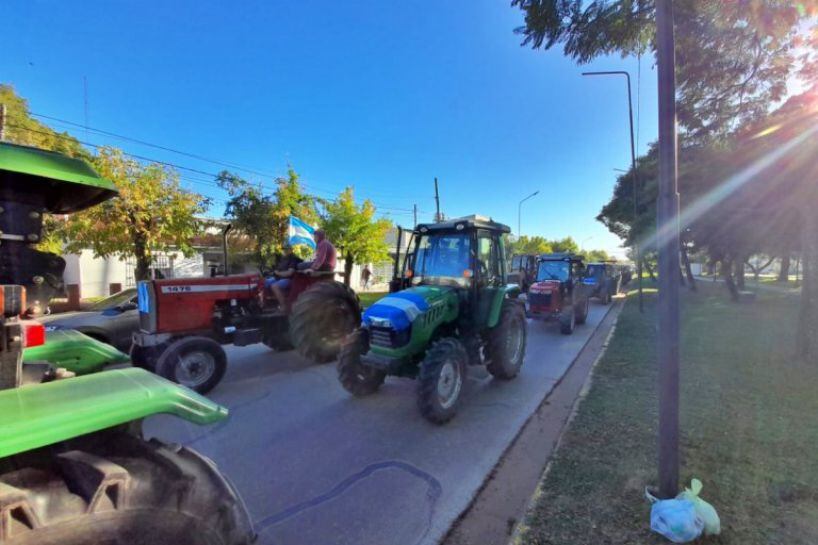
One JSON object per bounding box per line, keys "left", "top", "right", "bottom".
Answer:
{"left": 511, "top": 0, "right": 818, "bottom": 140}
{"left": 218, "top": 169, "right": 317, "bottom": 267}
{"left": 321, "top": 188, "right": 392, "bottom": 286}
{"left": 57, "top": 147, "right": 208, "bottom": 281}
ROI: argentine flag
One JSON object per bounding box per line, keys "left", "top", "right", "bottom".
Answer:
{"left": 288, "top": 216, "right": 316, "bottom": 249}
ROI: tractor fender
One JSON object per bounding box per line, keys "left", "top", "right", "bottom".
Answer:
{"left": 0, "top": 367, "right": 227, "bottom": 458}
{"left": 487, "top": 285, "right": 523, "bottom": 329}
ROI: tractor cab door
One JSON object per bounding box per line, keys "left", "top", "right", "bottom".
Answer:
{"left": 475, "top": 230, "right": 504, "bottom": 327}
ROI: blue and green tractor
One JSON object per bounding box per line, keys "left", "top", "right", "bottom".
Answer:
{"left": 338, "top": 216, "right": 528, "bottom": 423}
{"left": 0, "top": 142, "right": 253, "bottom": 545}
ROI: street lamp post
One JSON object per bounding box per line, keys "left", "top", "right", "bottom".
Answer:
{"left": 518, "top": 191, "right": 539, "bottom": 237}
{"left": 583, "top": 70, "right": 644, "bottom": 313}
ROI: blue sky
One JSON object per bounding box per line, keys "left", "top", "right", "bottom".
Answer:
{"left": 1, "top": 0, "right": 658, "bottom": 257}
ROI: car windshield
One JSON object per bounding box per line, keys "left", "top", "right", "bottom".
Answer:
{"left": 537, "top": 260, "right": 570, "bottom": 282}
{"left": 88, "top": 289, "right": 136, "bottom": 311}
{"left": 411, "top": 232, "right": 472, "bottom": 288}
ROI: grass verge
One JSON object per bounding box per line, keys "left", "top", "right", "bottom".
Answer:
{"left": 519, "top": 283, "right": 818, "bottom": 544}
{"left": 357, "top": 291, "right": 386, "bottom": 309}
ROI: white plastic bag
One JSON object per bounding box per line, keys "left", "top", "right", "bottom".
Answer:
{"left": 678, "top": 478, "right": 721, "bottom": 536}
{"left": 646, "top": 489, "right": 704, "bottom": 543}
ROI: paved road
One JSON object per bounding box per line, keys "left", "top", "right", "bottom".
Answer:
{"left": 145, "top": 303, "right": 613, "bottom": 545}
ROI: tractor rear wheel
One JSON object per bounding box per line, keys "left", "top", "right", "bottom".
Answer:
{"left": 0, "top": 429, "right": 254, "bottom": 545}
{"left": 487, "top": 300, "right": 527, "bottom": 380}
{"left": 155, "top": 336, "right": 227, "bottom": 394}
{"left": 575, "top": 296, "right": 590, "bottom": 325}
{"left": 290, "top": 281, "right": 360, "bottom": 363}
{"left": 418, "top": 338, "right": 468, "bottom": 424}
{"left": 559, "top": 305, "right": 576, "bottom": 335}
{"left": 337, "top": 330, "right": 386, "bottom": 396}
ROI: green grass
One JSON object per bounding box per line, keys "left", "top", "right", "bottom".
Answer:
{"left": 357, "top": 291, "right": 387, "bottom": 309}
{"left": 519, "top": 284, "right": 818, "bottom": 545}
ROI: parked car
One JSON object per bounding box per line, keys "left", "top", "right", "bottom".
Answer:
{"left": 40, "top": 288, "right": 139, "bottom": 351}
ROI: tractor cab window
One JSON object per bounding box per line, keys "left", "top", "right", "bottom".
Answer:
{"left": 537, "top": 260, "right": 570, "bottom": 282}
{"left": 585, "top": 264, "right": 605, "bottom": 278}
{"left": 476, "top": 232, "right": 501, "bottom": 285}
{"left": 411, "top": 232, "right": 472, "bottom": 288}
{"left": 511, "top": 255, "right": 523, "bottom": 272}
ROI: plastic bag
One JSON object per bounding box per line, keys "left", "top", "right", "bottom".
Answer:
{"left": 646, "top": 489, "right": 704, "bottom": 543}
{"left": 678, "top": 478, "right": 721, "bottom": 536}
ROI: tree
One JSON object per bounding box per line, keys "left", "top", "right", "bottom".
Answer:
{"left": 511, "top": 0, "right": 818, "bottom": 140}
{"left": 0, "top": 84, "right": 88, "bottom": 158}
{"left": 218, "top": 168, "right": 317, "bottom": 268}
{"left": 57, "top": 147, "right": 208, "bottom": 281}
{"left": 508, "top": 235, "right": 552, "bottom": 255}
{"left": 549, "top": 236, "right": 580, "bottom": 254}
{"left": 582, "top": 249, "right": 611, "bottom": 263}
{"left": 321, "top": 188, "right": 392, "bottom": 287}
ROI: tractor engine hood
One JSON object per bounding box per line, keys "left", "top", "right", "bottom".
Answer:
{"left": 530, "top": 280, "right": 561, "bottom": 293}
{"left": 362, "top": 286, "right": 455, "bottom": 331}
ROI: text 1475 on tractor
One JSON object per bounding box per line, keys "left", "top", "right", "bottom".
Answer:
{"left": 524, "top": 253, "right": 590, "bottom": 335}
{"left": 130, "top": 256, "right": 361, "bottom": 394}
{"left": 0, "top": 142, "right": 253, "bottom": 545}
{"left": 337, "top": 215, "right": 528, "bottom": 424}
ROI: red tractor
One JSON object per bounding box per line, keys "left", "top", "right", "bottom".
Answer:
{"left": 525, "top": 253, "right": 590, "bottom": 335}
{"left": 130, "top": 269, "right": 360, "bottom": 393}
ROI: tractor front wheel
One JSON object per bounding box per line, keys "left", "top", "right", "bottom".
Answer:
{"left": 155, "top": 336, "right": 227, "bottom": 394}
{"left": 0, "top": 429, "right": 254, "bottom": 545}
{"left": 418, "top": 338, "right": 468, "bottom": 424}
{"left": 487, "top": 300, "right": 527, "bottom": 380}
{"left": 290, "top": 281, "right": 361, "bottom": 363}
{"left": 337, "top": 330, "right": 386, "bottom": 396}
{"left": 559, "top": 305, "right": 576, "bottom": 335}
{"left": 575, "top": 296, "right": 590, "bottom": 325}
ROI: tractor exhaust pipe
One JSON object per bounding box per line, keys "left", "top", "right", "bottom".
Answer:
{"left": 222, "top": 223, "right": 232, "bottom": 276}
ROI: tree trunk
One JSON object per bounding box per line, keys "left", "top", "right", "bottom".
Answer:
{"left": 797, "top": 212, "right": 818, "bottom": 360}
{"left": 722, "top": 257, "right": 740, "bottom": 302}
{"left": 734, "top": 257, "right": 746, "bottom": 290}
{"left": 133, "top": 234, "right": 151, "bottom": 282}
{"left": 778, "top": 254, "right": 791, "bottom": 282}
{"left": 343, "top": 252, "right": 353, "bottom": 287}
{"left": 681, "top": 246, "right": 697, "bottom": 291}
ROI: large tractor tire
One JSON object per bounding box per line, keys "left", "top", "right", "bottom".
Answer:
{"left": 0, "top": 430, "right": 254, "bottom": 545}
{"left": 418, "top": 338, "right": 468, "bottom": 424}
{"left": 290, "top": 281, "right": 361, "bottom": 363}
{"left": 487, "top": 300, "right": 527, "bottom": 380}
{"left": 155, "top": 336, "right": 227, "bottom": 394}
{"left": 559, "top": 305, "right": 576, "bottom": 335}
{"left": 575, "top": 296, "right": 590, "bottom": 325}
{"left": 337, "top": 330, "right": 386, "bottom": 396}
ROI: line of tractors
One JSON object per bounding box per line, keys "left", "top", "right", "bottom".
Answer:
{"left": 0, "top": 141, "right": 627, "bottom": 544}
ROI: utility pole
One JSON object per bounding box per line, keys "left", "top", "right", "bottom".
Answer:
{"left": 0, "top": 104, "right": 6, "bottom": 141}
{"left": 413, "top": 204, "right": 418, "bottom": 227}
{"left": 656, "top": 0, "right": 681, "bottom": 499}
{"left": 434, "top": 178, "right": 441, "bottom": 222}
{"left": 583, "top": 70, "right": 644, "bottom": 312}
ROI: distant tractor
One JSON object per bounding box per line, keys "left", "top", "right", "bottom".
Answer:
{"left": 583, "top": 262, "right": 621, "bottom": 305}
{"left": 131, "top": 268, "right": 360, "bottom": 393}
{"left": 337, "top": 216, "right": 527, "bottom": 424}
{"left": 0, "top": 142, "right": 253, "bottom": 545}
{"left": 508, "top": 254, "right": 538, "bottom": 292}
{"left": 525, "top": 253, "right": 590, "bottom": 334}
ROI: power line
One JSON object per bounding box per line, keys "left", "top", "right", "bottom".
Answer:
{"left": 30, "top": 112, "right": 281, "bottom": 179}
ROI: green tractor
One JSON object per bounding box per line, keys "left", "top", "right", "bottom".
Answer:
{"left": 0, "top": 142, "right": 254, "bottom": 545}
{"left": 338, "top": 215, "right": 527, "bottom": 423}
